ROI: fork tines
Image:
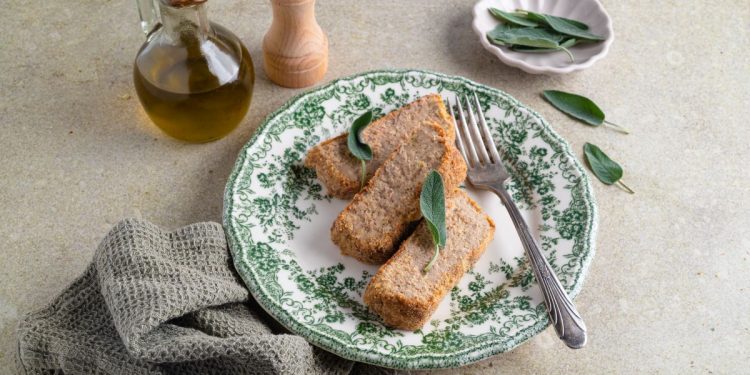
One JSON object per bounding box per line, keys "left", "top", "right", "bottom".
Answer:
{"left": 445, "top": 93, "right": 501, "bottom": 168}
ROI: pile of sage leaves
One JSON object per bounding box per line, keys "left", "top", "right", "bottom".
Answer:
{"left": 487, "top": 8, "right": 604, "bottom": 62}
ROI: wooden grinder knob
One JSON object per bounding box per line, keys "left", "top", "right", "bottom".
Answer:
{"left": 263, "top": 0, "right": 328, "bottom": 88}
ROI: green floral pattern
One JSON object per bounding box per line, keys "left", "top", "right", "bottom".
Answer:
{"left": 224, "top": 70, "right": 597, "bottom": 369}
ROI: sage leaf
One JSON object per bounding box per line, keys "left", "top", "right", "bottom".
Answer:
{"left": 486, "top": 23, "right": 516, "bottom": 41}
{"left": 511, "top": 37, "right": 577, "bottom": 50}
{"left": 486, "top": 9, "right": 604, "bottom": 62}
{"left": 488, "top": 26, "right": 564, "bottom": 48}
{"left": 520, "top": 10, "right": 590, "bottom": 30}
{"left": 420, "top": 170, "right": 447, "bottom": 273}
{"left": 542, "top": 90, "right": 629, "bottom": 134}
{"left": 526, "top": 11, "right": 603, "bottom": 40}
{"left": 488, "top": 8, "right": 538, "bottom": 27}
{"left": 545, "top": 17, "right": 604, "bottom": 41}
{"left": 346, "top": 110, "right": 373, "bottom": 189}
{"left": 511, "top": 38, "right": 578, "bottom": 61}
{"left": 583, "top": 143, "right": 634, "bottom": 194}
{"left": 490, "top": 27, "right": 574, "bottom": 62}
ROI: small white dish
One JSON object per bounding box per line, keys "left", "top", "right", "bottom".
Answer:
{"left": 472, "top": 0, "right": 614, "bottom": 74}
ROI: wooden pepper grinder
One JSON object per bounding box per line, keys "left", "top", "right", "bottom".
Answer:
{"left": 263, "top": 0, "right": 328, "bottom": 88}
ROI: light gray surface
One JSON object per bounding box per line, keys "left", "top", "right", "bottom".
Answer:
{"left": 1, "top": 0, "right": 748, "bottom": 373}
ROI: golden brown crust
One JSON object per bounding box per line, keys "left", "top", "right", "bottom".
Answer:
{"left": 330, "top": 121, "right": 467, "bottom": 265}
{"left": 304, "top": 94, "right": 453, "bottom": 199}
{"left": 434, "top": 95, "right": 455, "bottom": 143}
{"left": 303, "top": 138, "right": 358, "bottom": 198}
{"left": 363, "top": 190, "right": 495, "bottom": 330}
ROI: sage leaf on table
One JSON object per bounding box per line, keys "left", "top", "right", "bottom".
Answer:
{"left": 488, "top": 8, "right": 538, "bottom": 27}
{"left": 583, "top": 143, "right": 634, "bottom": 194}
{"left": 346, "top": 110, "right": 374, "bottom": 189}
{"left": 487, "top": 25, "right": 575, "bottom": 62}
{"left": 420, "top": 170, "right": 447, "bottom": 273}
{"left": 542, "top": 90, "right": 629, "bottom": 134}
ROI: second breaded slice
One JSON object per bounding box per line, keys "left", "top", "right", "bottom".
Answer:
{"left": 363, "top": 189, "right": 495, "bottom": 330}
{"left": 305, "top": 94, "right": 454, "bottom": 199}
{"left": 331, "top": 121, "right": 466, "bottom": 264}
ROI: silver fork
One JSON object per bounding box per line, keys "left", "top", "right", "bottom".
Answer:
{"left": 446, "top": 93, "right": 587, "bottom": 349}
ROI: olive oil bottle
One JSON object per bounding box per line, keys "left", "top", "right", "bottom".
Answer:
{"left": 133, "top": 0, "right": 254, "bottom": 143}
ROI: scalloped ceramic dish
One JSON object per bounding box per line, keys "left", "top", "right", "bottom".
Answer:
{"left": 472, "top": 0, "right": 614, "bottom": 74}
{"left": 224, "top": 69, "right": 597, "bottom": 369}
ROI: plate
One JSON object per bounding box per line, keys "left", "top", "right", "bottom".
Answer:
{"left": 224, "top": 69, "right": 597, "bottom": 369}
{"left": 472, "top": 0, "right": 614, "bottom": 74}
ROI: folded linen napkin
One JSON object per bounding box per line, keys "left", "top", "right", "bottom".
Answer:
{"left": 16, "top": 219, "right": 387, "bottom": 374}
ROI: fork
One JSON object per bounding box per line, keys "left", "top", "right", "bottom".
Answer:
{"left": 446, "top": 93, "right": 587, "bottom": 349}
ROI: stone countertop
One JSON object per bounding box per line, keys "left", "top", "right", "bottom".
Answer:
{"left": 1, "top": 0, "right": 748, "bottom": 372}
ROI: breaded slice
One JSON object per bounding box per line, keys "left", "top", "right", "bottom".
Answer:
{"left": 331, "top": 121, "right": 466, "bottom": 264}
{"left": 305, "top": 94, "right": 454, "bottom": 199}
{"left": 363, "top": 189, "right": 495, "bottom": 330}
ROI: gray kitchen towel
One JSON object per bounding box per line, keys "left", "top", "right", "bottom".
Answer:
{"left": 16, "top": 219, "right": 388, "bottom": 374}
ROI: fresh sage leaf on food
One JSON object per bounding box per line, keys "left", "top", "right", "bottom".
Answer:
{"left": 488, "top": 7, "right": 538, "bottom": 27}
{"left": 347, "top": 110, "right": 374, "bottom": 189}
{"left": 542, "top": 90, "right": 629, "bottom": 134}
{"left": 420, "top": 170, "right": 447, "bottom": 273}
{"left": 583, "top": 143, "right": 634, "bottom": 194}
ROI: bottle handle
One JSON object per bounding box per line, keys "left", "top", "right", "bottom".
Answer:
{"left": 136, "top": 0, "right": 161, "bottom": 36}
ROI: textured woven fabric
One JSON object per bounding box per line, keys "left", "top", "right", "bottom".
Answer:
{"left": 15, "top": 219, "right": 386, "bottom": 375}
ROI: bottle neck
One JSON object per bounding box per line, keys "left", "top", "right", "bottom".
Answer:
{"left": 159, "top": 1, "right": 212, "bottom": 43}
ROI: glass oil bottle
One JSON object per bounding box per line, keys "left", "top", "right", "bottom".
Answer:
{"left": 133, "top": 0, "right": 254, "bottom": 143}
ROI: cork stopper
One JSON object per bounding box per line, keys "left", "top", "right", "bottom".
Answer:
{"left": 164, "top": 0, "right": 207, "bottom": 7}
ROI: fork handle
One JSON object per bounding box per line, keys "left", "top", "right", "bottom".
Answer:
{"left": 489, "top": 183, "right": 587, "bottom": 349}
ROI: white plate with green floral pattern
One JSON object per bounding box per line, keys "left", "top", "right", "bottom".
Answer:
{"left": 224, "top": 69, "right": 597, "bottom": 369}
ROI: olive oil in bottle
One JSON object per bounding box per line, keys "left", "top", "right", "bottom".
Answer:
{"left": 133, "top": 0, "right": 254, "bottom": 143}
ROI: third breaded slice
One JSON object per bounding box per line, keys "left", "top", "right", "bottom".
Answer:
{"left": 305, "top": 94, "right": 454, "bottom": 199}
{"left": 363, "top": 189, "right": 495, "bottom": 330}
{"left": 331, "top": 121, "right": 466, "bottom": 264}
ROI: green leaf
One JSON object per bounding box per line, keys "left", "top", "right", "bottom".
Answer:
{"left": 347, "top": 111, "right": 374, "bottom": 190}
{"left": 544, "top": 16, "right": 604, "bottom": 41}
{"left": 583, "top": 143, "right": 621, "bottom": 184}
{"left": 525, "top": 11, "right": 604, "bottom": 40}
{"left": 420, "top": 171, "right": 447, "bottom": 272}
{"left": 542, "top": 90, "right": 629, "bottom": 133}
{"left": 583, "top": 143, "right": 634, "bottom": 194}
{"left": 510, "top": 38, "right": 578, "bottom": 61}
{"left": 543, "top": 90, "right": 605, "bottom": 126}
{"left": 420, "top": 171, "right": 447, "bottom": 247}
{"left": 488, "top": 8, "right": 538, "bottom": 27}
{"left": 487, "top": 26, "right": 564, "bottom": 49}
{"left": 486, "top": 23, "right": 515, "bottom": 40}
{"left": 521, "top": 10, "right": 590, "bottom": 30}
{"left": 347, "top": 111, "right": 373, "bottom": 161}
{"left": 512, "top": 38, "right": 578, "bottom": 50}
